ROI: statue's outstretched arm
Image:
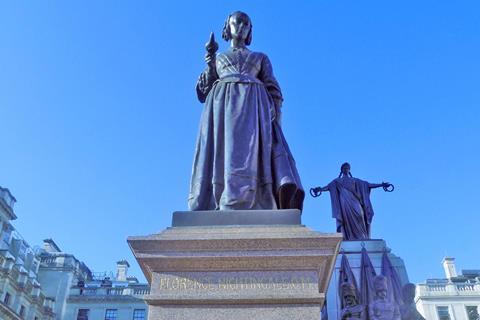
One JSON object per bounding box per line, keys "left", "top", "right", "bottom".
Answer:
{"left": 369, "top": 182, "right": 394, "bottom": 192}
{"left": 309, "top": 185, "right": 329, "bottom": 197}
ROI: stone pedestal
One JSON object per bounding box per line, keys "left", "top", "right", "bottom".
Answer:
{"left": 128, "top": 210, "right": 342, "bottom": 320}
{"left": 325, "top": 239, "right": 410, "bottom": 320}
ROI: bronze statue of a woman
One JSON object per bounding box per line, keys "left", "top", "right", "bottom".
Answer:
{"left": 188, "top": 11, "right": 304, "bottom": 211}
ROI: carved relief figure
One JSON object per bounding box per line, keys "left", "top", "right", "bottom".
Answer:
{"left": 189, "top": 11, "right": 304, "bottom": 211}
{"left": 369, "top": 275, "right": 401, "bottom": 320}
{"left": 340, "top": 282, "right": 367, "bottom": 320}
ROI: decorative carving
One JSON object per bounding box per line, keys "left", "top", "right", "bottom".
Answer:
{"left": 340, "top": 282, "right": 366, "bottom": 320}
{"left": 369, "top": 275, "right": 401, "bottom": 320}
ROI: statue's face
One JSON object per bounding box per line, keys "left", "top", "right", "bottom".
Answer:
{"left": 377, "top": 289, "right": 387, "bottom": 299}
{"left": 341, "top": 164, "right": 350, "bottom": 175}
{"left": 345, "top": 295, "right": 356, "bottom": 306}
{"left": 229, "top": 13, "right": 251, "bottom": 41}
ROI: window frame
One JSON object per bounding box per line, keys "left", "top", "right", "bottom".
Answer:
{"left": 437, "top": 305, "right": 452, "bottom": 320}
{"left": 77, "top": 308, "right": 90, "bottom": 320}
{"left": 466, "top": 305, "right": 480, "bottom": 320}
{"left": 3, "top": 292, "right": 11, "bottom": 305}
{"left": 133, "top": 309, "right": 146, "bottom": 320}
{"left": 104, "top": 308, "right": 118, "bottom": 320}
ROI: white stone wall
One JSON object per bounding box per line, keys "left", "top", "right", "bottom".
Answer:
{"left": 37, "top": 268, "right": 74, "bottom": 320}
{"left": 65, "top": 301, "right": 148, "bottom": 320}
{"left": 416, "top": 283, "right": 480, "bottom": 319}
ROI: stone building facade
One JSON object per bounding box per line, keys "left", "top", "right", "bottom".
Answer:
{"left": 37, "top": 240, "right": 149, "bottom": 320}
{"left": 0, "top": 186, "right": 55, "bottom": 320}
{"left": 36, "top": 239, "right": 93, "bottom": 319}
{"left": 416, "top": 257, "right": 480, "bottom": 320}
{"left": 0, "top": 185, "right": 150, "bottom": 320}
{"left": 64, "top": 260, "right": 149, "bottom": 320}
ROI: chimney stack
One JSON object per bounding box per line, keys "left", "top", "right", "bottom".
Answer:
{"left": 42, "top": 239, "right": 62, "bottom": 253}
{"left": 116, "top": 260, "right": 130, "bottom": 281}
{"left": 442, "top": 257, "right": 458, "bottom": 279}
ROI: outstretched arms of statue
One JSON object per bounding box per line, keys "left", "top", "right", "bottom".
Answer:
{"left": 196, "top": 33, "right": 219, "bottom": 103}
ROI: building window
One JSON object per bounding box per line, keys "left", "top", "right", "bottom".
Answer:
{"left": 2, "top": 230, "right": 11, "bottom": 244}
{"left": 19, "top": 305, "right": 25, "bottom": 317}
{"left": 467, "top": 306, "right": 480, "bottom": 320}
{"left": 437, "top": 306, "right": 451, "bottom": 320}
{"left": 3, "top": 292, "right": 10, "bottom": 305}
{"left": 133, "top": 309, "right": 146, "bottom": 320}
{"left": 105, "top": 309, "right": 118, "bottom": 320}
{"left": 77, "top": 309, "right": 90, "bottom": 320}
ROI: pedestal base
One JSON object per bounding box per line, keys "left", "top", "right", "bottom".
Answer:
{"left": 325, "top": 239, "right": 410, "bottom": 319}
{"left": 128, "top": 210, "right": 342, "bottom": 320}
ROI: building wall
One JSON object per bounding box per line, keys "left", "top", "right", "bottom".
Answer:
{"left": 416, "top": 258, "right": 480, "bottom": 320}
{"left": 416, "top": 284, "right": 480, "bottom": 319}
{"left": 65, "top": 300, "right": 148, "bottom": 320}
{"left": 0, "top": 186, "right": 151, "bottom": 320}
{"left": 37, "top": 268, "right": 75, "bottom": 319}
{"left": 0, "top": 186, "right": 55, "bottom": 320}
{"left": 66, "top": 281, "right": 149, "bottom": 320}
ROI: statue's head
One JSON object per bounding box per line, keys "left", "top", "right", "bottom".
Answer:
{"left": 402, "top": 283, "right": 416, "bottom": 304}
{"left": 373, "top": 275, "right": 388, "bottom": 299}
{"left": 340, "top": 162, "right": 351, "bottom": 177}
{"left": 222, "top": 11, "right": 253, "bottom": 45}
{"left": 341, "top": 282, "right": 358, "bottom": 307}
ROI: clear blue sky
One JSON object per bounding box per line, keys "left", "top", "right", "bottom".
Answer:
{"left": 1, "top": 1, "right": 479, "bottom": 283}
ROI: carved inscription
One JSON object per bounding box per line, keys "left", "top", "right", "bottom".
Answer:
{"left": 157, "top": 276, "right": 317, "bottom": 291}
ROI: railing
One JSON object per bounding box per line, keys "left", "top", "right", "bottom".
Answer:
{"left": 133, "top": 288, "right": 150, "bottom": 295}
{"left": 80, "top": 288, "right": 98, "bottom": 295}
{"left": 106, "top": 288, "right": 125, "bottom": 295}
{"left": 418, "top": 282, "right": 480, "bottom": 296}
{"left": 73, "top": 286, "right": 150, "bottom": 297}
{"left": 427, "top": 284, "right": 446, "bottom": 292}
{"left": 40, "top": 257, "right": 56, "bottom": 265}
{"left": 456, "top": 283, "right": 476, "bottom": 291}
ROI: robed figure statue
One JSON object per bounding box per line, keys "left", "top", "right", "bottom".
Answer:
{"left": 188, "top": 11, "right": 304, "bottom": 211}
{"left": 310, "top": 163, "right": 393, "bottom": 240}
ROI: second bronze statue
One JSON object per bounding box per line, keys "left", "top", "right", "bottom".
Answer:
{"left": 188, "top": 11, "right": 304, "bottom": 211}
{"left": 310, "top": 162, "right": 394, "bottom": 240}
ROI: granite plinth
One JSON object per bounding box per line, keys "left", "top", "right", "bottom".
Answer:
{"left": 172, "top": 209, "right": 301, "bottom": 226}
{"left": 128, "top": 210, "right": 342, "bottom": 320}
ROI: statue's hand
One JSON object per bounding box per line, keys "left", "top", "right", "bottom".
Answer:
{"left": 309, "top": 187, "right": 322, "bottom": 198}
{"left": 382, "top": 182, "right": 394, "bottom": 192}
{"left": 205, "top": 53, "right": 216, "bottom": 70}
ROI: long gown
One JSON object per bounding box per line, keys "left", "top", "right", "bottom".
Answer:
{"left": 327, "top": 177, "right": 374, "bottom": 240}
{"left": 188, "top": 47, "right": 304, "bottom": 211}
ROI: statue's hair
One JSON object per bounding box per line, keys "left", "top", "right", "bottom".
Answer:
{"left": 339, "top": 162, "right": 353, "bottom": 178}
{"left": 222, "top": 11, "right": 252, "bottom": 46}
